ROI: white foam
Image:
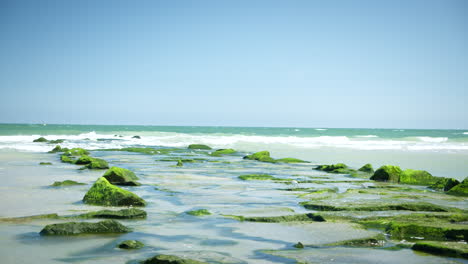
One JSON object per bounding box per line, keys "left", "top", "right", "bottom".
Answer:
{"left": 355, "top": 135, "right": 378, "bottom": 138}
{"left": 463, "top": 132, "right": 468, "bottom": 135}
{"left": 416, "top": 137, "right": 448, "bottom": 143}
{"left": 315, "top": 128, "right": 327, "bottom": 131}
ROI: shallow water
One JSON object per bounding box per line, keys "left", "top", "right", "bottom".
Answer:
{"left": 1, "top": 148, "right": 466, "bottom": 264}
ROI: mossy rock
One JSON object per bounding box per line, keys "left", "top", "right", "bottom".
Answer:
{"left": 430, "top": 178, "right": 460, "bottom": 192}
{"left": 0, "top": 213, "right": 60, "bottom": 223}
{"left": 243, "top": 151, "right": 276, "bottom": 163}
{"left": 275, "top": 158, "right": 309, "bottom": 163}
{"left": 76, "top": 208, "right": 147, "bottom": 219}
{"left": 74, "top": 155, "right": 94, "bottom": 165}
{"left": 39, "top": 162, "right": 52, "bottom": 165}
{"left": 33, "top": 137, "right": 48, "bottom": 142}
{"left": 64, "top": 148, "right": 89, "bottom": 156}
{"left": 48, "top": 139, "right": 64, "bottom": 144}
{"left": 399, "top": 169, "right": 440, "bottom": 185}
{"left": 188, "top": 144, "right": 212, "bottom": 150}
{"left": 176, "top": 160, "right": 183, "bottom": 167}
{"left": 386, "top": 221, "right": 467, "bottom": 241}
{"left": 370, "top": 165, "right": 402, "bottom": 183}
{"left": 315, "top": 163, "right": 348, "bottom": 172}
{"left": 83, "top": 177, "right": 146, "bottom": 206}
{"left": 132, "top": 135, "right": 141, "bottom": 139}
{"left": 51, "top": 180, "right": 86, "bottom": 187}
{"left": 186, "top": 209, "right": 211, "bottom": 216}
{"left": 39, "top": 219, "right": 131, "bottom": 235}
{"left": 324, "top": 234, "right": 386, "bottom": 247}
{"left": 238, "top": 174, "right": 275, "bottom": 181}
{"left": 118, "top": 239, "right": 144, "bottom": 249}
{"left": 141, "top": 254, "right": 209, "bottom": 264}
{"left": 447, "top": 178, "right": 468, "bottom": 197}
{"left": 294, "top": 242, "right": 305, "bottom": 248}
{"left": 301, "top": 202, "right": 454, "bottom": 212}
{"left": 358, "top": 164, "right": 374, "bottom": 174}
{"left": 49, "top": 145, "right": 66, "bottom": 153}
{"left": 210, "top": 148, "right": 236, "bottom": 156}
{"left": 103, "top": 166, "right": 139, "bottom": 185}
{"left": 60, "top": 154, "right": 75, "bottom": 163}
{"left": 84, "top": 158, "right": 109, "bottom": 170}
{"left": 226, "top": 213, "right": 325, "bottom": 223}
{"left": 412, "top": 241, "right": 468, "bottom": 259}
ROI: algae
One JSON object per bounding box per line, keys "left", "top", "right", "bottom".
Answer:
{"left": 83, "top": 177, "right": 146, "bottom": 206}
{"left": 186, "top": 209, "right": 211, "bottom": 216}
{"left": 39, "top": 219, "right": 131, "bottom": 235}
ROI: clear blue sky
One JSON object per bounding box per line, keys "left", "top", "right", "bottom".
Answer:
{"left": 1, "top": 0, "right": 467, "bottom": 129}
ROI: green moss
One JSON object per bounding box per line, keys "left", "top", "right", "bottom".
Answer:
{"left": 141, "top": 254, "right": 209, "bottom": 264}
{"left": 186, "top": 209, "right": 211, "bottom": 216}
{"left": 74, "top": 155, "right": 93, "bottom": 165}
{"left": 324, "top": 234, "right": 386, "bottom": 247}
{"left": 275, "top": 158, "right": 309, "bottom": 163}
{"left": 447, "top": 178, "right": 468, "bottom": 197}
{"left": 386, "top": 222, "right": 467, "bottom": 241}
{"left": 301, "top": 202, "right": 454, "bottom": 212}
{"left": 77, "top": 208, "right": 147, "bottom": 219}
{"left": 60, "top": 154, "right": 75, "bottom": 163}
{"left": 294, "top": 242, "right": 305, "bottom": 248}
{"left": 83, "top": 177, "right": 146, "bottom": 206}
{"left": 176, "top": 160, "right": 183, "bottom": 167}
{"left": 225, "top": 213, "right": 325, "bottom": 223}
{"left": 188, "top": 144, "right": 212, "bottom": 150}
{"left": 315, "top": 163, "right": 348, "bottom": 172}
{"left": 84, "top": 158, "right": 109, "bottom": 169}
{"left": 33, "top": 137, "right": 48, "bottom": 142}
{"left": 0, "top": 213, "right": 60, "bottom": 223}
{"left": 243, "top": 151, "right": 277, "bottom": 163}
{"left": 48, "top": 145, "right": 65, "bottom": 153}
{"left": 430, "top": 178, "right": 460, "bottom": 192}
{"left": 358, "top": 164, "right": 374, "bottom": 174}
{"left": 103, "top": 166, "right": 139, "bottom": 185}
{"left": 39, "top": 219, "right": 131, "bottom": 235}
{"left": 48, "top": 139, "right": 64, "bottom": 144}
{"left": 238, "top": 174, "right": 275, "bottom": 181}
{"left": 64, "top": 148, "right": 89, "bottom": 156}
{"left": 39, "top": 162, "right": 52, "bottom": 165}
{"left": 51, "top": 180, "right": 86, "bottom": 187}
{"left": 210, "top": 148, "right": 236, "bottom": 156}
{"left": 399, "top": 169, "right": 440, "bottom": 185}
{"left": 118, "top": 240, "right": 144, "bottom": 249}
{"left": 412, "top": 241, "right": 468, "bottom": 259}
{"left": 370, "top": 165, "right": 403, "bottom": 183}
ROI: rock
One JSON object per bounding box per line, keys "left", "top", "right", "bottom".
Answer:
{"left": 301, "top": 201, "right": 454, "bottom": 212}
{"left": 386, "top": 221, "right": 467, "bottom": 241}
{"left": 77, "top": 208, "right": 147, "bottom": 219}
{"left": 447, "top": 178, "right": 468, "bottom": 196}
{"left": 316, "top": 163, "right": 348, "bottom": 172}
{"left": 48, "top": 139, "right": 64, "bottom": 144}
{"left": 412, "top": 241, "right": 468, "bottom": 259}
{"left": 39, "top": 162, "right": 52, "bottom": 165}
{"left": 430, "top": 178, "right": 460, "bottom": 192}
{"left": 275, "top": 158, "right": 309, "bottom": 163}
{"left": 370, "top": 165, "right": 403, "bottom": 183}
{"left": 238, "top": 174, "right": 275, "bottom": 181}
{"left": 33, "top": 137, "right": 48, "bottom": 142}
{"left": 226, "top": 213, "right": 325, "bottom": 223}
{"left": 399, "top": 169, "right": 440, "bottom": 185}
{"left": 188, "top": 144, "right": 212, "bottom": 150}
{"left": 294, "top": 242, "right": 304, "bottom": 248}
{"left": 324, "top": 234, "right": 386, "bottom": 247}
{"left": 60, "top": 154, "right": 75, "bottom": 163}
{"left": 83, "top": 177, "right": 146, "bottom": 206}
{"left": 51, "top": 180, "right": 86, "bottom": 187}
{"left": 84, "top": 158, "right": 109, "bottom": 169}
{"left": 117, "top": 240, "right": 144, "bottom": 249}
{"left": 48, "top": 145, "right": 66, "bottom": 153}
{"left": 141, "top": 254, "right": 209, "bottom": 264}
{"left": 186, "top": 209, "right": 211, "bottom": 216}
{"left": 243, "top": 151, "right": 276, "bottom": 163}
{"left": 74, "top": 155, "right": 94, "bottom": 165}
{"left": 39, "top": 219, "right": 131, "bottom": 235}
{"left": 132, "top": 135, "right": 141, "bottom": 139}
{"left": 358, "top": 164, "right": 374, "bottom": 174}
{"left": 64, "top": 148, "right": 89, "bottom": 156}
{"left": 210, "top": 149, "right": 236, "bottom": 156}
{"left": 102, "top": 167, "right": 139, "bottom": 186}
{"left": 176, "top": 160, "right": 183, "bottom": 167}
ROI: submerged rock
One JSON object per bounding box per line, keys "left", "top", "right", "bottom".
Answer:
{"left": 77, "top": 208, "right": 147, "bottom": 219}
{"left": 316, "top": 163, "right": 348, "bottom": 172}
{"left": 132, "top": 135, "right": 141, "bottom": 139}
{"left": 60, "top": 154, "right": 75, "bottom": 163}
{"left": 39, "top": 162, "right": 52, "bottom": 165}
{"left": 117, "top": 240, "right": 144, "bottom": 249}
{"left": 176, "top": 160, "right": 183, "bottom": 167}
{"left": 186, "top": 209, "right": 211, "bottom": 216}
{"left": 446, "top": 178, "right": 468, "bottom": 196}
{"left": 51, "top": 180, "right": 86, "bottom": 187}
{"left": 188, "top": 144, "right": 212, "bottom": 150}
{"left": 386, "top": 221, "right": 467, "bottom": 241}
{"left": 412, "top": 241, "right": 468, "bottom": 259}
{"left": 48, "top": 139, "right": 64, "bottom": 144}
{"left": 33, "top": 137, "right": 48, "bottom": 142}
{"left": 275, "top": 158, "right": 309, "bottom": 163}
{"left": 102, "top": 167, "right": 139, "bottom": 186}
{"left": 301, "top": 202, "right": 454, "bottom": 212}
{"left": 226, "top": 213, "right": 325, "bottom": 223}
{"left": 39, "top": 219, "right": 131, "bottom": 235}
{"left": 358, "top": 164, "right": 374, "bottom": 174}
{"left": 141, "top": 254, "right": 209, "bottom": 264}
{"left": 324, "top": 234, "right": 386, "bottom": 247}
{"left": 430, "top": 178, "right": 460, "bottom": 192}
{"left": 83, "top": 177, "right": 146, "bottom": 206}
{"left": 370, "top": 165, "right": 403, "bottom": 183}
{"left": 238, "top": 174, "right": 275, "bottom": 181}
{"left": 243, "top": 151, "right": 276, "bottom": 163}
{"left": 210, "top": 148, "right": 236, "bottom": 156}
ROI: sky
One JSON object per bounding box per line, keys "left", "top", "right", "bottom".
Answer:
{"left": 0, "top": 0, "right": 467, "bottom": 129}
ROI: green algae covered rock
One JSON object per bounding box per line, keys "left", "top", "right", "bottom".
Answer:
{"left": 243, "top": 151, "right": 276, "bottom": 163}
{"left": 399, "top": 169, "right": 440, "bottom": 185}
{"left": 60, "top": 154, "right": 75, "bottom": 163}
{"left": 39, "top": 219, "right": 131, "bottom": 235}
{"left": 294, "top": 242, "right": 305, "bottom": 248}
{"left": 132, "top": 135, "right": 141, "bottom": 139}
{"left": 64, "top": 148, "right": 89, "bottom": 156}
{"left": 186, "top": 209, "right": 211, "bottom": 216}
{"left": 83, "top": 177, "right": 146, "bottom": 206}
{"left": 77, "top": 208, "right": 147, "bottom": 219}
{"left": 210, "top": 148, "right": 236, "bottom": 156}
{"left": 103, "top": 166, "right": 139, "bottom": 185}
{"left": 358, "top": 163, "right": 374, "bottom": 174}
{"left": 370, "top": 165, "right": 403, "bottom": 183}
{"left": 48, "top": 139, "right": 64, "bottom": 144}
{"left": 49, "top": 145, "right": 66, "bottom": 153}
{"left": 301, "top": 202, "right": 454, "bottom": 212}
{"left": 275, "top": 158, "right": 309, "bottom": 163}
{"left": 117, "top": 239, "right": 144, "bottom": 249}
{"left": 325, "top": 234, "right": 386, "bottom": 247}
{"left": 39, "top": 162, "right": 52, "bottom": 165}
{"left": 238, "top": 174, "right": 275, "bottom": 181}
{"left": 316, "top": 163, "right": 348, "bottom": 172}
{"left": 141, "top": 254, "right": 209, "bottom": 264}
{"left": 176, "top": 160, "right": 183, "bottom": 167}
{"left": 33, "top": 137, "right": 48, "bottom": 142}
{"left": 74, "top": 155, "right": 94, "bottom": 165}
{"left": 51, "top": 180, "right": 86, "bottom": 187}
{"left": 226, "top": 213, "right": 325, "bottom": 223}
{"left": 188, "top": 144, "right": 212, "bottom": 150}
{"left": 386, "top": 221, "right": 467, "bottom": 241}
{"left": 412, "top": 241, "right": 468, "bottom": 259}
{"left": 447, "top": 178, "right": 468, "bottom": 196}
{"left": 85, "top": 158, "right": 109, "bottom": 169}
{"left": 430, "top": 178, "right": 460, "bottom": 192}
